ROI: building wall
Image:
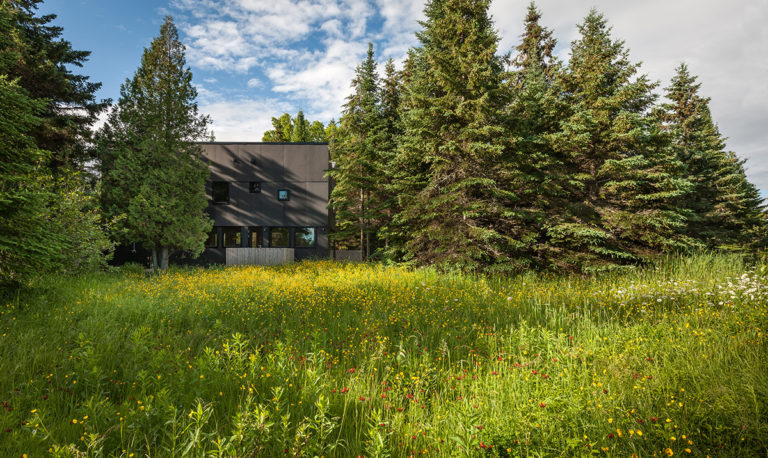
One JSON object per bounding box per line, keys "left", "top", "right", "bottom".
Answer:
{"left": 202, "top": 142, "right": 330, "bottom": 261}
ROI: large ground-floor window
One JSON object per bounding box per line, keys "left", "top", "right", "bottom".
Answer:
{"left": 222, "top": 227, "right": 241, "bottom": 247}
{"left": 206, "top": 226, "right": 318, "bottom": 249}
{"left": 270, "top": 227, "right": 291, "bottom": 247}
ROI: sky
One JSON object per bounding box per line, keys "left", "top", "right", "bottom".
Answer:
{"left": 39, "top": 0, "right": 768, "bottom": 196}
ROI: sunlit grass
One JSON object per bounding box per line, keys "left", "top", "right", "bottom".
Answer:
{"left": 1, "top": 254, "right": 766, "bottom": 456}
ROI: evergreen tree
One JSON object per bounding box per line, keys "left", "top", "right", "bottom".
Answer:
{"left": 391, "top": 0, "right": 514, "bottom": 272}
{"left": 328, "top": 43, "right": 384, "bottom": 259}
{"left": 661, "top": 64, "right": 766, "bottom": 250}
{"left": 0, "top": 75, "right": 60, "bottom": 285}
{"left": 376, "top": 59, "right": 404, "bottom": 253}
{"left": 1, "top": 0, "right": 108, "bottom": 172}
{"left": 548, "top": 10, "right": 694, "bottom": 271}
{"left": 0, "top": 2, "right": 111, "bottom": 286}
{"left": 290, "top": 110, "right": 309, "bottom": 142}
{"left": 97, "top": 17, "right": 212, "bottom": 271}
{"left": 513, "top": 2, "right": 557, "bottom": 78}
{"left": 503, "top": 1, "right": 568, "bottom": 268}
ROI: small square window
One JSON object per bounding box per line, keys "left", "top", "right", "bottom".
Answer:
{"left": 277, "top": 189, "right": 289, "bottom": 201}
{"left": 270, "top": 227, "right": 290, "bottom": 247}
{"left": 212, "top": 182, "right": 229, "bottom": 204}
{"left": 249, "top": 182, "right": 261, "bottom": 193}
{"left": 295, "top": 227, "right": 316, "bottom": 247}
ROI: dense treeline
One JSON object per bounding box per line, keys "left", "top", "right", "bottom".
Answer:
{"left": 0, "top": 0, "right": 112, "bottom": 286}
{"left": 1, "top": 0, "right": 765, "bottom": 283}
{"left": 329, "top": 0, "right": 767, "bottom": 273}
{"left": 262, "top": 110, "right": 335, "bottom": 143}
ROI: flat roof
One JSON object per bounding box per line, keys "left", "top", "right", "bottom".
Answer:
{"left": 197, "top": 142, "right": 329, "bottom": 146}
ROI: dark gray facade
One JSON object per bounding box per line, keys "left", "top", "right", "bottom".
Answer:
{"left": 201, "top": 142, "right": 331, "bottom": 263}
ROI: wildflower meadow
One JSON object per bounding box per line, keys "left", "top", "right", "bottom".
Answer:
{"left": 1, "top": 254, "right": 767, "bottom": 456}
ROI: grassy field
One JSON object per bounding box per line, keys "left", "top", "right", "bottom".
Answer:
{"left": 1, "top": 255, "right": 767, "bottom": 457}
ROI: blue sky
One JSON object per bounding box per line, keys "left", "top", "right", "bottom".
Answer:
{"left": 40, "top": 0, "right": 767, "bottom": 196}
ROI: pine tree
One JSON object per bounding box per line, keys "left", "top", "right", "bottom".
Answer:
{"left": 548, "top": 10, "right": 694, "bottom": 271}
{"left": 328, "top": 43, "right": 384, "bottom": 259}
{"left": 97, "top": 17, "right": 212, "bottom": 271}
{"left": 391, "top": 0, "right": 514, "bottom": 272}
{"left": 661, "top": 64, "right": 766, "bottom": 250}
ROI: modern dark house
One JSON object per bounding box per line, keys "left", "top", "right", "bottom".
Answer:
{"left": 200, "top": 142, "right": 331, "bottom": 264}
{"left": 112, "top": 142, "right": 331, "bottom": 266}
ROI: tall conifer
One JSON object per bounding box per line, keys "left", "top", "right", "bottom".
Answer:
{"left": 97, "top": 17, "right": 212, "bottom": 271}
{"left": 328, "top": 44, "right": 384, "bottom": 259}
{"left": 661, "top": 64, "right": 766, "bottom": 250}
{"left": 392, "top": 0, "right": 514, "bottom": 271}
{"left": 503, "top": 2, "right": 567, "bottom": 267}
{"left": 548, "top": 10, "right": 694, "bottom": 271}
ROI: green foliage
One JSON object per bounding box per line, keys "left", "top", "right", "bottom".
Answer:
{"left": 546, "top": 10, "right": 696, "bottom": 271}
{"left": 0, "top": 0, "right": 108, "bottom": 173}
{"left": 324, "top": 2, "right": 764, "bottom": 274}
{"left": 390, "top": 0, "right": 513, "bottom": 272}
{"left": 660, "top": 64, "right": 767, "bottom": 250}
{"left": 97, "top": 17, "right": 212, "bottom": 271}
{"left": 262, "top": 111, "right": 329, "bottom": 142}
{"left": 0, "top": 4, "right": 111, "bottom": 287}
{"left": 1, "top": 256, "right": 767, "bottom": 455}
{"left": 329, "top": 43, "right": 391, "bottom": 258}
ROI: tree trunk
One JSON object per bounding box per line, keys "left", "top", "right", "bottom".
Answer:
{"left": 160, "top": 246, "right": 170, "bottom": 271}
{"left": 151, "top": 248, "right": 158, "bottom": 271}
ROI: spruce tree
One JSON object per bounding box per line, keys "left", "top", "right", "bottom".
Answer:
{"left": 1, "top": 0, "right": 108, "bottom": 172}
{"left": 1, "top": 2, "right": 111, "bottom": 286}
{"left": 513, "top": 2, "right": 557, "bottom": 77}
{"left": 661, "top": 64, "right": 766, "bottom": 250}
{"left": 328, "top": 43, "right": 384, "bottom": 259}
{"left": 548, "top": 10, "right": 694, "bottom": 271}
{"left": 391, "top": 0, "right": 514, "bottom": 272}
{"left": 97, "top": 17, "right": 212, "bottom": 271}
{"left": 376, "top": 59, "right": 404, "bottom": 253}
{"left": 503, "top": 1, "right": 567, "bottom": 268}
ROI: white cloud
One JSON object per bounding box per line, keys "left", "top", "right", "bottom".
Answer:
{"left": 202, "top": 98, "right": 294, "bottom": 141}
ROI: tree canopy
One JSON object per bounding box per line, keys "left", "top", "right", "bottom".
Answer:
{"left": 97, "top": 16, "right": 212, "bottom": 271}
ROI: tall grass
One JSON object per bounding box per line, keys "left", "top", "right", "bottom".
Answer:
{"left": 1, "top": 254, "right": 766, "bottom": 456}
